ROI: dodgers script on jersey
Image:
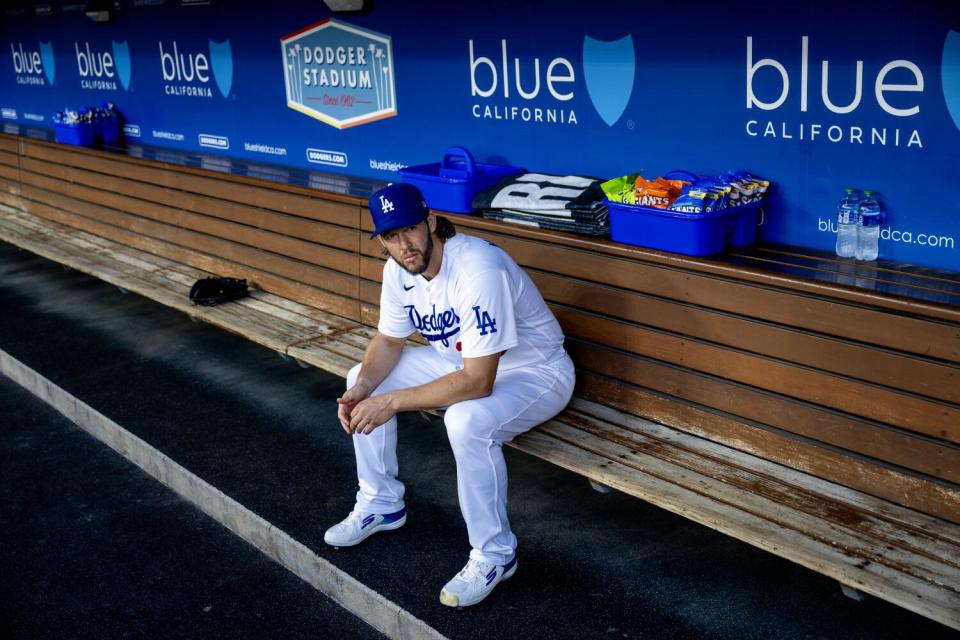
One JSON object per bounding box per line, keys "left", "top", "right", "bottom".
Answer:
{"left": 378, "top": 234, "right": 565, "bottom": 370}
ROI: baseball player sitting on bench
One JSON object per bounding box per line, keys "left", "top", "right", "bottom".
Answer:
{"left": 325, "top": 183, "right": 576, "bottom": 607}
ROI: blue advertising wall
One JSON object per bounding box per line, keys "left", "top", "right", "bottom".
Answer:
{"left": 2, "top": 0, "right": 959, "bottom": 271}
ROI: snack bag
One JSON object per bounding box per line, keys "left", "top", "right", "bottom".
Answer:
{"left": 669, "top": 188, "right": 708, "bottom": 213}
{"left": 634, "top": 177, "right": 675, "bottom": 208}
{"left": 601, "top": 174, "right": 641, "bottom": 204}
{"left": 726, "top": 170, "right": 770, "bottom": 204}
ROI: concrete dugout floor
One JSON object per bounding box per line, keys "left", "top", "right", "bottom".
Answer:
{"left": 0, "top": 242, "right": 954, "bottom": 640}
{"left": 0, "top": 374, "right": 384, "bottom": 640}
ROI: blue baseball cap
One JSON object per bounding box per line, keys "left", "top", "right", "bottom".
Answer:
{"left": 368, "top": 183, "right": 429, "bottom": 238}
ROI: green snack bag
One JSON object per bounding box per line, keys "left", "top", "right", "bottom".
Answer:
{"left": 601, "top": 174, "right": 640, "bottom": 204}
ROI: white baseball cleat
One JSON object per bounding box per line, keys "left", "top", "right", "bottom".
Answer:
{"left": 439, "top": 556, "right": 517, "bottom": 607}
{"left": 323, "top": 507, "right": 406, "bottom": 547}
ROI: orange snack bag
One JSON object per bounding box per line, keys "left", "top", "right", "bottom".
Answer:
{"left": 635, "top": 182, "right": 674, "bottom": 208}
{"left": 634, "top": 176, "right": 686, "bottom": 208}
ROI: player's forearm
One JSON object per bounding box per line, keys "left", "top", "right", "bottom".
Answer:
{"left": 353, "top": 333, "right": 405, "bottom": 394}
{"left": 385, "top": 369, "right": 492, "bottom": 414}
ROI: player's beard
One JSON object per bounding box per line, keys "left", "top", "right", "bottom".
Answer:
{"left": 395, "top": 232, "right": 434, "bottom": 276}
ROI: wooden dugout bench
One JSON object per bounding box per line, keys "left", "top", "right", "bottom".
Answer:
{"left": 0, "top": 133, "right": 957, "bottom": 629}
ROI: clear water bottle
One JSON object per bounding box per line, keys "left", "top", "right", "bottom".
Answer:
{"left": 835, "top": 188, "right": 861, "bottom": 258}
{"left": 857, "top": 190, "right": 882, "bottom": 261}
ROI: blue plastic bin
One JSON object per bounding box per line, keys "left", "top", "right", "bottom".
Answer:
{"left": 96, "top": 117, "right": 120, "bottom": 145}
{"left": 54, "top": 122, "right": 95, "bottom": 147}
{"left": 607, "top": 199, "right": 762, "bottom": 256}
{"left": 399, "top": 146, "right": 523, "bottom": 213}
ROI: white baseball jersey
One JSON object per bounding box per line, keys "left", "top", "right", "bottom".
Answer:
{"left": 378, "top": 233, "right": 566, "bottom": 371}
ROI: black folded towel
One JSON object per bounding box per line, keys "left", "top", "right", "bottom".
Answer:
{"left": 472, "top": 173, "right": 607, "bottom": 223}
{"left": 482, "top": 208, "right": 609, "bottom": 236}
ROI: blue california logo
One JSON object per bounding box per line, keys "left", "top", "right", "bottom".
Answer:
{"left": 112, "top": 41, "right": 131, "bottom": 91}
{"left": 159, "top": 39, "right": 232, "bottom": 98}
{"left": 209, "top": 40, "right": 233, "bottom": 98}
{"left": 582, "top": 35, "right": 635, "bottom": 127}
{"left": 10, "top": 41, "right": 55, "bottom": 86}
{"left": 74, "top": 41, "right": 123, "bottom": 91}
{"left": 943, "top": 30, "right": 960, "bottom": 133}
{"left": 468, "top": 34, "right": 635, "bottom": 127}
{"left": 39, "top": 42, "right": 55, "bottom": 85}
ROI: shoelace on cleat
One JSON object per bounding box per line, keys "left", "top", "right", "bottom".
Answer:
{"left": 457, "top": 559, "right": 494, "bottom": 583}
{"left": 340, "top": 510, "right": 366, "bottom": 527}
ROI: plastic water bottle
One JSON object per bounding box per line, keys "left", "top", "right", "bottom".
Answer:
{"left": 857, "top": 190, "right": 882, "bottom": 261}
{"left": 835, "top": 188, "right": 861, "bottom": 258}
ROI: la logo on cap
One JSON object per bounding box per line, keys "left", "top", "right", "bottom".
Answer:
{"left": 379, "top": 195, "right": 395, "bottom": 213}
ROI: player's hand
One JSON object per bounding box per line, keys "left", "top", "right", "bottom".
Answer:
{"left": 337, "top": 381, "right": 371, "bottom": 435}
{"left": 348, "top": 394, "right": 397, "bottom": 435}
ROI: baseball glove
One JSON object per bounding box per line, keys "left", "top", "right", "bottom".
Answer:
{"left": 188, "top": 276, "right": 248, "bottom": 306}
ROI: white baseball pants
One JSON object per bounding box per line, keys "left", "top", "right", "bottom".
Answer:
{"left": 346, "top": 346, "right": 575, "bottom": 565}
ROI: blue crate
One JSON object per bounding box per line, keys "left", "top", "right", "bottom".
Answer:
{"left": 95, "top": 117, "right": 120, "bottom": 145}
{"left": 399, "top": 146, "right": 523, "bottom": 213}
{"left": 607, "top": 199, "right": 762, "bottom": 256}
{"left": 54, "top": 122, "right": 95, "bottom": 147}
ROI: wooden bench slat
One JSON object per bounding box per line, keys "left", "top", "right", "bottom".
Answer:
{"left": 0, "top": 193, "right": 20, "bottom": 210}
{"left": 542, "top": 418, "right": 959, "bottom": 591}
{"left": 2, "top": 200, "right": 360, "bottom": 320}
{"left": 23, "top": 141, "right": 362, "bottom": 228}
{"left": 20, "top": 156, "right": 360, "bottom": 251}
{"left": 529, "top": 269, "right": 959, "bottom": 403}
{"left": 22, "top": 164, "right": 182, "bottom": 221}
{"left": 17, "top": 189, "right": 356, "bottom": 295}
{"left": 568, "top": 340, "right": 960, "bottom": 484}
{"left": 5, "top": 203, "right": 362, "bottom": 336}
{"left": 553, "top": 305, "right": 959, "bottom": 442}
{"left": 16, "top": 188, "right": 362, "bottom": 301}
{"left": 0, "top": 150, "right": 18, "bottom": 169}
{"left": 358, "top": 278, "right": 381, "bottom": 306}
{"left": 359, "top": 303, "right": 378, "bottom": 328}
{"left": 153, "top": 268, "right": 356, "bottom": 341}
{"left": 0, "top": 176, "right": 20, "bottom": 197}
{"left": 18, "top": 208, "right": 356, "bottom": 322}
{"left": 359, "top": 255, "right": 384, "bottom": 283}
{"left": 286, "top": 340, "right": 361, "bottom": 378}
{"left": 576, "top": 371, "right": 960, "bottom": 524}
{"left": 22, "top": 166, "right": 362, "bottom": 280}
{"left": 0, "top": 213, "right": 143, "bottom": 288}
{"left": 239, "top": 295, "right": 358, "bottom": 332}
{"left": 22, "top": 154, "right": 180, "bottom": 203}
{"left": 19, "top": 172, "right": 361, "bottom": 277}
{"left": 289, "top": 325, "right": 423, "bottom": 379}
{"left": 513, "top": 427, "right": 960, "bottom": 629}
{"left": 0, "top": 209, "right": 336, "bottom": 352}
{"left": 557, "top": 407, "right": 960, "bottom": 566}
{"left": 569, "top": 397, "right": 960, "bottom": 546}
{"left": 174, "top": 192, "right": 359, "bottom": 250}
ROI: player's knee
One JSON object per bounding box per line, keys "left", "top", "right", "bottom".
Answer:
{"left": 444, "top": 401, "right": 496, "bottom": 448}
{"left": 346, "top": 363, "right": 362, "bottom": 389}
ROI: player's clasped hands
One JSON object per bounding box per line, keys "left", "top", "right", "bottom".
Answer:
{"left": 337, "top": 382, "right": 395, "bottom": 436}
